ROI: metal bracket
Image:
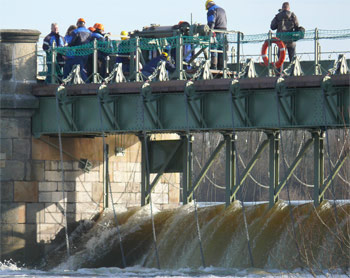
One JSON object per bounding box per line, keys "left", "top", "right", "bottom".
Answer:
{"left": 275, "top": 77, "right": 298, "bottom": 125}
{"left": 229, "top": 79, "right": 252, "bottom": 126}
{"left": 104, "top": 63, "right": 126, "bottom": 83}
{"left": 184, "top": 81, "right": 208, "bottom": 128}
{"left": 147, "top": 60, "right": 169, "bottom": 82}
{"left": 192, "top": 59, "right": 213, "bottom": 80}
{"left": 56, "top": 85, "right": 78, "bottom": 131}
{"left": 141, "top": 82, "right": 163, "bottom": 129}
{"left": 62, "top": 64, "right": 85, "bottom": 85}
{"left": 328, "top": 54, "right": 350, "bottom": 75}
{"left": 97, "top": 84, "right": 120, "bottom": 130}
{"left": 238, "top": 58, "right": 258, "bottom": 79}
{"left": 283, "top": 56, "right": 304, "bottom": 77}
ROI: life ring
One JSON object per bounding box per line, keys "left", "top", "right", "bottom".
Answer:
{"left": 261, "top": 37, "right": 286, "bottom": 69}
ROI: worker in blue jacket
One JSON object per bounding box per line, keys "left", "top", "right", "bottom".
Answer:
{"left": 205, "top": 0, "right": 227, "bottom": 70}
{"left": 43, "top": 23, "right": 65, "bottom": 83}
{"left": 142, "top": 52, "right": 176, "bottom": 78}
{"left": 64, "top": 18, "right": 92, "bottom": 81}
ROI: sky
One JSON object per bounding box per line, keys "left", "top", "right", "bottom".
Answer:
{"left": 1, "top": 0, "right": 349, "bottom": 57}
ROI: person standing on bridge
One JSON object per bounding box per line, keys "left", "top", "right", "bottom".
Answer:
{"left": 270, "top": 2, "right": 300, "bottom": 62}
{"left": 205, "top": 0, "right": 227, "bottom": 70}
{"left": 43, "top": 23, "right": 65, "bottom": 83}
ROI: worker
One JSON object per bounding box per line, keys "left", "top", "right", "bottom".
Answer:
{"left": 91, "top": 23, "right": 105, "bottom": 41}
{"left": 116, "top": 31, "right": 131, "bottom": 72}
{"left": 271, "top": 2, "right": 300, "bottom": 61}
{"left": 142, "top": 51, "right": 175, "bottom": 78}
{"left": 43, "top": 23, "right": 65, "bottom": 83}
{"left": 65, "top": 18, "right": 92, "bottom": 81}
{"left": 205, "top": 0, "right": 227, "bottom": 70}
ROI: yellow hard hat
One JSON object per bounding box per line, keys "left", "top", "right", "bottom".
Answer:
{"left": 162, "top": 52, "right": 168, "bottom": 57}
{"left": 205, "top": 0, "right": 214, "bottom": 10}
{"left": 120, "top": 31, "right": 128, "bottom": 40}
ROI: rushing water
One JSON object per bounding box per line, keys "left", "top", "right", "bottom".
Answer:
{"left": 1, "top": 201, "right": 349, "bottom": 277}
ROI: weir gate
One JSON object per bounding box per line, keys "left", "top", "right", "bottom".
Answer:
{"left": 32, "top": 26, "right": 350, "bottom": 208}
{"left": 0, "top": 28, "right": 349, "bottom": 264}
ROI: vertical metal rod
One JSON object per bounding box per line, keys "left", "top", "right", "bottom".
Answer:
{"left": 103, "top": 144, "right": 109, "bottom": 209}
{"left": 223, "top": 33, "right": 228, "bottom": 79}
{"left": 140, "top": 135, "right": 150, "bottom": 206}
{"left": 51, "top": 40, "right": 56, "bottom": 84}
{"left": 225, "top": 134, "right": 236, "bottom": 207}
{"left": 176, "top": 34, "right": 184, "bottom": 80}
{"left": 314, "top": 28, "right": 321, "bottom": 75}
{"left": 93, "top": 39, "right": 98, "bottom": 83}
{"left": 313, "top": 131, "right": 325, "bottom": 206}
{"left": 269, "top": 132, "right": 280, "bottom": 208}
{"left": 182, "top": 135, "right": 192, "bottom": 204}
{"left": 268, "top": 31, "right": 273, "bottom": 77}
{"left": 236, "top": 32, "right": 241, "bottom": 73}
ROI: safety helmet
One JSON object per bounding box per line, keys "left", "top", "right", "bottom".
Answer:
{"left": 94, "top": 23, "right": 104, "bottom": 32}
{"left": 205, "top": 0, "right": 214, "bottom": 10}
{"left": 77, "top": 18, "right": 86, "bottom": 24}
{"left": 120, "top": 31, "right": 129, "bottom": 40}
{"left": 88, "top": 27, "right": 95, "bottom": 32}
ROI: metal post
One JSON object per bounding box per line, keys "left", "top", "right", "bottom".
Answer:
{"left": 176, "top": 34, "right": 185, "bottom": 80}
{"left": 314, "top": 28, "right": 321, "bottom": 75}
{"left": 225, "top": 134, "right": 236, "bottom": 207}
{"left": 236, "top": 32, "right": 241, "bottom": 74}
{"left": 51, "top": 40, "right": 56, "bottom": 84}
{"left": 268, "top": 31, "right": 273, "bottom": 77}
{"left": 140, "top": 134, "right": 150, "bottom": 206}
{"left": 103, "top": 144, "right": 109, "bottom": 209}
{"left": 182, "top": 135, "right": 193, "bottom": 205}
{"left": 268, "top": 132, "right": 280, "bottom": 208}
{"left": 223, "top": 33, "right": 228, "bottom": 79}
{"left": 313, "top": 131, "right": 324, "bottom": 206}
{"left": 93, "top": 39, "right": 98, "bottom": 83}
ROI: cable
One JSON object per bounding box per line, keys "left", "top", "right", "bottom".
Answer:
{"left": 97, "top": 84, "right": 127, "bottom": 268}
{"left": 184, "top": 82, "right": 206, "bottom": 268}
{"left": 229, "top": 79, "right": 254, "bottom": 267}
{"left": 55, "top": 86, "right": 70, "bottom": 258}
{"left": 140, "top": 83, "right": 161, "bottom": 269}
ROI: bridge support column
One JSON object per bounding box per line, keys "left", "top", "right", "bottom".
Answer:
{"left": 225, "top": 134, "right": 236, "bottom": 207}
{"left": 139, "top": 134, "right": 151, "bottom": 206}
{"left": 313, "top": 131, "right": 325, "bottom": 206}
{"left": 182, "top": 135, "right": 193, "bottom": 205}
{"left": 103, "top": 144, "right": 109, "bottom": 209}
{"left": 268, "top": 132, "right": 280, "bottom": 208}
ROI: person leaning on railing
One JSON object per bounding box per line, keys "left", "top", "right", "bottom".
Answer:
{"left": 64, "top": 18, "right": 92, "bottom": 82}
{"left": 270, "top": 2, "right": 299, "bottom": 62}
{"left": 43, "top": 23, "right": 65, "bottom": 83}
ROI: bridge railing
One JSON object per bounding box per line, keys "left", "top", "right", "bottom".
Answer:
{"left": 38, "top": 28, "right": 350, "bottom": 84}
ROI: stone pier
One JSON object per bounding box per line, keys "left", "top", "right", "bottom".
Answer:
{"left": 0, "top": 29, "right": 180, "bottom": 265}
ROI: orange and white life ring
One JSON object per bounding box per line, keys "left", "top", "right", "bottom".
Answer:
{"left": 261, "top": 37, "right": 286, "bottom": 69}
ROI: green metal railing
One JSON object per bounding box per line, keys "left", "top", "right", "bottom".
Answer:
{"left": 40, "top": 28, "right": 350, "bottom": 84}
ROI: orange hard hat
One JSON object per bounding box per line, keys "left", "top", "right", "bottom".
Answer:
{"left": 77, "top": 18, "right": 86, "bottom": 23}
{"left": 88, "top": 27, "right": 95, "bottom": 32}
{"left": 94, "top": 23, "right": 104, "bottom": 32}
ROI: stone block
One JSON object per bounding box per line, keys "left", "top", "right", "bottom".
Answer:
{"left": 92, "top": 182, "right": 103, "bottom": 204}
{"left": 151, "top": 193, "right": 168, "bottom": 204}
{"left": 154, "top": 183, "right": 169, "bottom": 194}
{"left": 116, "top": 162, "right": 141, "bottom": 172}
{"left": 45, "top": 161, "right": 58, "bottom": 171}
{"left": 84, "top": 171, "right": 99, "bottom": 182}
{"left": 14, "top": 181, "right": 38, "bottom": 202}
{"left": 51, "top": 191, "right": 69, "bottom": 203}
{"left": 76, "top": 192, "right": 93, "bottom": 203}
{"left": 0, "top": 160, "right": 5, "bottom": 168}
{"left": 38, "top": 192, "right": 52, "bottom": 203}
{"left": 39, "top": 182, "right": 57, "bottom": 192}
{"left": 110, "top": 182, "right": 127, "bottom": 193}
{"left": 0, "top": 160, "right": 25, "bottom": 181}
{"left": 1, "top": 181, "right": 13, "bottom": 202}
{"left": 64, "top": 171, "right": 82, "bottom": 182}
{"left": 44, "top": 212, "right": 64, "bottom": 224}
{"left": 17, "top": 118, "right": 31, "bottom": 138}
{"left": 76, "top": 202, "right": 99, "bottom": 213}
{"left": 75, "top": 181, "right": 92, "bottom": 192}
{"left": 0, "top": 139, "right": 12, "bottom": 160}
{"left": 13, "top": 139, "right": 31, "bottom": 160}
{"left": 27, "top": 161, "right": 45, "bottom": 181}
{"left": 26, "top": 203, "right": 45, "bottom": 224}
{"left": 0, "top": 118, "right": 19, "bottom": 138}
{"left": 0, "top": 203, "right": 26, "bottom": 224}
{"left": 125, "top": 182, "right": 140, "bottom": 193}
{"left": 44, "top": 203, "right": 57, "bottom": 213}
{"left": 45, "top": 171, "right": 61, "bottom": 182}
{"left": 57, "top": 181, "right": 75, "bottom": 192}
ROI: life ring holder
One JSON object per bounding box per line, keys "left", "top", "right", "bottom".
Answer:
{"left": 261, "top": 37, "right": 286, "bottom": 69}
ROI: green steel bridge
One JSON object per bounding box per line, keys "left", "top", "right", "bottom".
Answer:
{"left": 32, "top": 28, "right": 350, "bottom": 208}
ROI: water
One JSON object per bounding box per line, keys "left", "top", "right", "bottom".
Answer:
{"left": 1, "top": 201, "right": 349, "bottom": 277}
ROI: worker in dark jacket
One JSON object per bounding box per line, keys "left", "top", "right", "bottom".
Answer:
{"left": 43, "top": 23, "right": 65, "bottom": 83}
{"left": 64, "top": 18, "right": 92, "bottom": 81}
{"left": 271, "top": 2, "right": 300, "bottom": 61}
{"left": 206, "top": 0, "right": 227, "bottom": 70}
{"left": 142, "top": 52, "right": 176, "bottom": 78}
